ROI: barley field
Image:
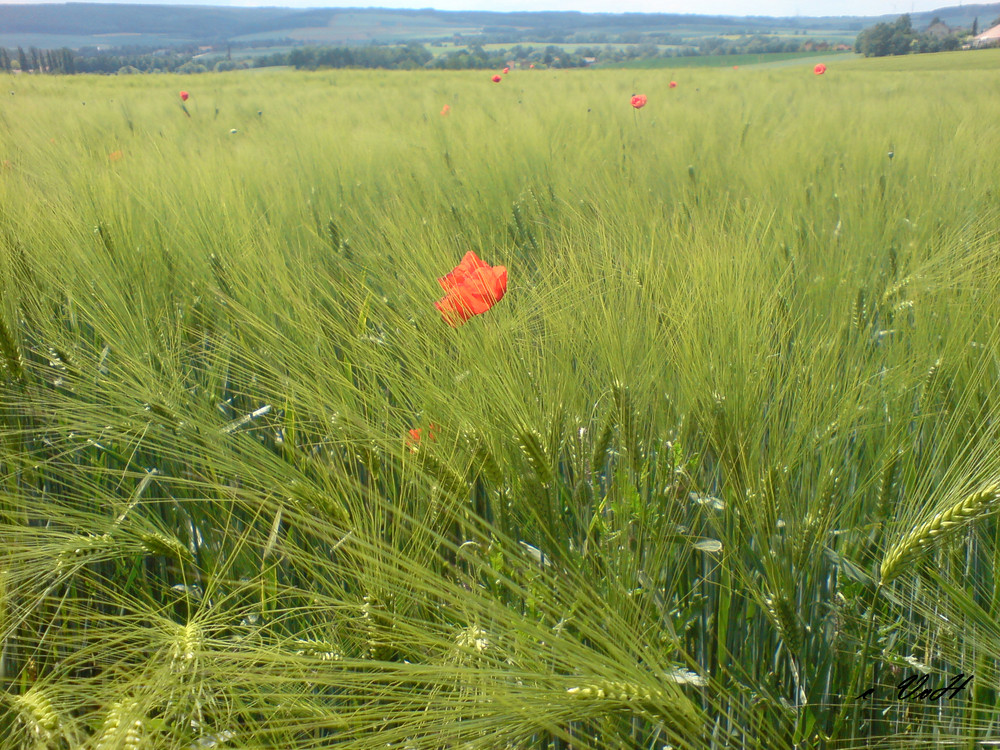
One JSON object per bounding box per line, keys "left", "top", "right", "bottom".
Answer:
{"left": 3, "top": 51, "right": 1000, "bottom": 749}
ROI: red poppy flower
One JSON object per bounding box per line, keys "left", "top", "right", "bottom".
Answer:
{"left": 733, "top": 65, "right": 739, "bottom": 70}
{"left": 529, "top": 63, "right": 535, "bottom": 68}
{"left": 669, "top": 81, "right": 677, "bottom": 88}
{"left": 179, "top": 91, "right": 189, "bottom": 101}
{"left": 441, "top": 104, "right": 451, "bottom": 116}
{"left": 491, "top": 74, "right": 502, "bottom": 83}
{"left": 410, "top": 424, "right": 438, "bottom": 443}
{"left": 503, "top": 67, "right": 510, "bottom": 74}
{"left": 435, "top": 251, "right": 507, "bottom": 326}
{"left": 814, "top": 63, "right": 827, "bottom": 75}
{"left": 437, "top": 250, "right": 489, "bottom": 290}
{"left": 108, "top": 150, "right": 123, "bottom": 162}
{"left": 406, "top": 423, "right": 438, "bottom": 451}
{"left": 631, "top": 94, "right": 647, "bottom": 109}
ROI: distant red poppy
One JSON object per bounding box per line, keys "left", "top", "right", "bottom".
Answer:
{"left": 814, "top": 63, "right": 827, "bottom": 75}
{"left": 179, "top": 91, "right": 189, "bottom": 101}
{"left": 441, "top": 104, "right": 451, "bottom": 116}
{"left": 407, "top": 423, "right": 438, "bottom": 450}
{"left": 108, "top": 150, "right": 123, "bottom": 162}
{"left": 503, "top": 67, "right": 510, "bottom": 74}
{"left": 529, "top": 63, "right": 535, "bottom": 68}
{"left": 733, "top": 65, "right": 739, "bottom": 70}
{"left": 491, "top": 74, "right": 502, "bottom": 83}
{"left": 631, "top": 94, "right": 647, "bottom": 109}
{"left": 435, "top": 251, "right": 507, "bottom": 326}
{"left": 669, "top": 81, "right": 677, "bottom": 88}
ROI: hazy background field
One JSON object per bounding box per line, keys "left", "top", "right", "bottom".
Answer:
{"left": 0, "top": 1, "right": 988, "bottom": 69}
{"left": 3, "top": 50, "right": 1000, "bottom": 749}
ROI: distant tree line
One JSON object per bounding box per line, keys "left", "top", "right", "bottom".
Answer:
{"left": 855, "top": 15, "right": 964, "bottom": 57}
{"left": 0, "top": 42, "right": 596, "bottom": 74}
{"left": 1, "top": 45, "right": 180, "bottom": 74}
{"left": 263, "top": 43, "right": 597, "bottom": 70}
{"left": 696, "top": 35, "right": 812, "bottom": 56}
{"left": 266, "top": 43, "right": 435, "bottom": 70}
{"left": 0, "top": 46, "right": 76, "bottom": 73}
{"left": 1, "top": 33, "right": 840, "bottom": 76}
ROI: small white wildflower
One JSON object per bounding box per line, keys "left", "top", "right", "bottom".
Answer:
{"left": 903, "top": 655, "right": 931, "bottom": 674}
{"left": 693, "top": 539, "right": 722, "bottom": 554}
{"left": 455, "top": 626, "right": 489, "bottom": 653}
{"left": 665, "top": 668, "right": 707, "bottom": 687}
{"left": 518, "top": 541, "right": 550, "bottom": 566}
{"left": 691, "top": 494, "right": 725, "bottom": 511}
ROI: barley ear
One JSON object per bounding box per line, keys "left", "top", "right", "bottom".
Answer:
{"left": 517, "top": 428, "right": 552, "bottom": 486}
{"left": 612, "top": 381, "right": 642, "bottom": 471}
{"left": 94, "top": 698, "right": 144, "bottom": 750}
{"left": 0, "top": 313, "right": 23, "bottom": 381}
{"left": 765, "top": 592, "right": 802, "bottom": 654}
{"left": 566, "top": 678, "right": 701, "bottom": 734}
{"left": 591, "top": 412, "right": 615, "bottom": 475}
{"left": 12, "top": 685, "right": 61, "bottom": 745}
{"left": 880, "top": 483, "right": 1000, "bottom": 585}
{"left": 465, "top": 429, "right": 503, "bottom": 486}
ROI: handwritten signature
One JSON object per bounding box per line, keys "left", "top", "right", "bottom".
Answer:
{"left": 856, "top": 673, "right": 973, "bottom": 702}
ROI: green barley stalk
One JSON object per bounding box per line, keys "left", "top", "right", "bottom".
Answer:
{"left": 880, "top": 482, "right": 1000, "bottom": 585}
{"left": 0, "top": 313, "right": 23, "bottom": 381}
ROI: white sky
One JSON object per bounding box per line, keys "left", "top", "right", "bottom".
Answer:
{"left": 0, "top": 0, "right": 955, "bottom": 16}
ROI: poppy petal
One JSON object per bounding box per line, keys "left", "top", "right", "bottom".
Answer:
{"left": 438, "top": 251, "right": 488, "bottom": 291}
{"left": 435, "top": 290, "right": 473, "bottom": 326}
{"left": 435, "top": 254, "right": 507, "bottom": 326}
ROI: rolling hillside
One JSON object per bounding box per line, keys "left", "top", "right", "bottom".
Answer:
{"left": 0, "top": 2, "right": 993, "bottom": 50}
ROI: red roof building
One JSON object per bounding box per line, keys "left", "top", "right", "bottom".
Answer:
{"left": 973, "top": 24, "right": 1000, "bottom": 47}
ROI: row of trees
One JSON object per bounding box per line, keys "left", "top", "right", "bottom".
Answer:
{"left": 696, "top": 35, "right": 818, "bottom": 56}
{"left": 4, "top": 32, "right": 848, "bottom": 77}
{"left": 5, "top": 14, "right": 998, "bottom": 74}
{"left": 278, "top": 43, "right": 434, "bottom": 70}
{"left": 1, "top": 46, "right": 207, "bottom": 74}
{"left": 266, "top": 43, "right": 597, "bottom": 70}
{"left": 9, "top": 17, "right": 989, "bottom": 76}
{"left": 855, "top": 14, "right": 971, "bottom": 57}
{"left": 0, "top": 46, "right": 76, "bottom": 74}
{"left": 3, "top": 42, "right": 574, "bottom": 74}
{"left": 6, "top": 49, "right": 267, "bottom": 75}
{"left": 268, "top": 35, "right": 831, "bottom": 71}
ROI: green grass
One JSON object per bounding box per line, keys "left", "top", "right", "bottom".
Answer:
{"left": 612, "top": 49, "right": 850, "bottom": 68}
{"left": 3, "top": 54, "right": 1000, "bottom": 748}
{"left": 429, "top": 41, "right": 678, "bottom": 56}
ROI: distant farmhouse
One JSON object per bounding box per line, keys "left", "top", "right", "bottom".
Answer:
{"left": 973, "top": 23, "right": 1000, "bottom": 47}
{"left": 923, "top": 19, "right": 952, "bottom": 40}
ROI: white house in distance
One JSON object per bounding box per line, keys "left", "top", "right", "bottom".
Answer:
{"left": 972, "top": 23, "right": 1000, "bottom": 47}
